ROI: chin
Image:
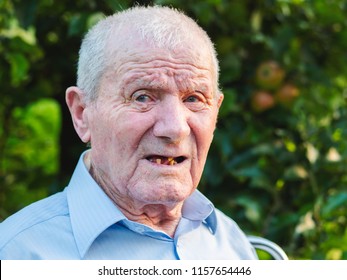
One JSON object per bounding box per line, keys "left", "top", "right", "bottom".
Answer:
{"left": 133, "top": 183, "right": 193, "bottom": 206}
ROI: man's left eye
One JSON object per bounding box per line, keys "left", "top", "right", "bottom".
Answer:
{"left": 184, "top": 96, "right": 199, "bottom": 103}
{"left": 183, "top": 94, "right": 207, "bottom": 111}
{"left": 135, "top": 94, "right": 151, "bottom": 103}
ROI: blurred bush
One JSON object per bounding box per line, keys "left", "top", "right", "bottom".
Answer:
{"left": 1, "top": 0, "right": 347, "bottom": 259}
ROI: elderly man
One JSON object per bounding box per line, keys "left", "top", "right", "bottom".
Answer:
{"left": 0, "top": 6, "right": 257, "bottom": 259}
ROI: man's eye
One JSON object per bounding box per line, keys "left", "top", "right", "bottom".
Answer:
{"left": 134, "top": 94, "right": 151, "bottom": 103}
{"left": 184, "top": 94, "right": 207, "bottom": 111}
{"left": 130, "top": 91, "right": 156, "bottom": 111}
{"left": 184, "top": 96, "right": 199, "bottom": 103}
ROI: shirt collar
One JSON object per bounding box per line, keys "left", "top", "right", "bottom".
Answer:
{"left": 67, "top": 150, "right": 217, "bottom": 258}
{"left": 182, "top": 190, "right": 217, "bottom": 234}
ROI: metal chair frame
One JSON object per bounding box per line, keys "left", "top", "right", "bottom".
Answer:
{"left": 247, "top": 235, "right": 289, "bottom": 260}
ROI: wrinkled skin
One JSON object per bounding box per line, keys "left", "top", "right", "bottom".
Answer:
{"left": 66, "top": 38, "right": 223, "bottom": 236}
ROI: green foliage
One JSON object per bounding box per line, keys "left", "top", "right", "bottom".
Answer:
{"left": 1, "top": 0, "right": 347, "bottom": 260}
{"left": 0, "top": 98, "right": 61, "bottom": 218}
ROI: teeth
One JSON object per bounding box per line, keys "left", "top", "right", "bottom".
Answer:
{"left": 148, "top": 156, "right": 178, "bottom": 165}
{"left": 168, "top": 157, "right": 177, "bottom": 165}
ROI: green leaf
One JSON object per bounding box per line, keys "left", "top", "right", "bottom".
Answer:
{"left": 219, "top": 89, "right": 238, "bottom": 117}
{"left": 6, "top": 52, "right": 29, "bottom": 86}
{"left": 322, "top": 192, "right": 347, "bottom": 217}
{"left": 68, "top": 13, "right": 87, "bottom": 37}
{"left": 235, "top": 195, "right": 262, "bottom": 224}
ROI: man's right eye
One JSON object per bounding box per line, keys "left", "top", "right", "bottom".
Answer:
{"left": 130, "top": 91, "right": 156, "bottom": 111}
{"left": 131, "top": 90, "right": 153, "bottom": 103}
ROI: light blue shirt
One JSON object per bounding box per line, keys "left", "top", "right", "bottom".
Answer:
{"left": 0, "top": 151, "right": 257, "bottom": 260}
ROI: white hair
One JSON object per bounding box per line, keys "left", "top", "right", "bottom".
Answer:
{"left": 77, "top": 5, "right": 220, "bottom": 102}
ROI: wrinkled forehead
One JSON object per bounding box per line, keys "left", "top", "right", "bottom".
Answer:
{"left": 104, "top": 28, "right": 216, "bottom": 87}
{"left": 115, "top": 58, "right": 214, "bottom": 97}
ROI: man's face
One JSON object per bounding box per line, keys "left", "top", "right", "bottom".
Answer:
{"left": 84, "top": 40, "right": 223, "bottom": 208}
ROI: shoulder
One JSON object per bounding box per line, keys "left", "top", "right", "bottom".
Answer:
{"left": 212, "top": 208, "right": 257, "bottom": 259}
{"left": 213, "top": 208, "right": 249, "bottom": 237}
{"left": 213, "top": 208, "right": 241, "bottom": 227}
{"left": 0, "top": 190, "right": 69, "bottom": 250}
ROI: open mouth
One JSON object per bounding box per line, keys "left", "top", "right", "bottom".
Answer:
{"left": 146, "top": 155, "right": 186, "bottom": 165}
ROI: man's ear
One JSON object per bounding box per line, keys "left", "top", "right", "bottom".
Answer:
{"left": 217, "top": 92, "right": 224, "bottom": 109}
{"left": 65, "top": 86, "right": 91, "bottom": 143}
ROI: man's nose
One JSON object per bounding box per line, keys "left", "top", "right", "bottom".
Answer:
{"left": 153, "top": 96, "right": 190, "bottom": 143}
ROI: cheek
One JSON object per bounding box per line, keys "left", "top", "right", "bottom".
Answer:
{"left": 89, "top": 118, "right": 113, "bottom": 149}
{"left": 190, "top": 114, "right": 217, "bottom": 183}
{"left": 89, "top": 111, "right": 153, "bottom": 171}
{"left": 195, "top": 114, "right": 217, "bottom": 152}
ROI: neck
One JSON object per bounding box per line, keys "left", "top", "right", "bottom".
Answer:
{"left": 84, "top": 151, "right": 183, "bottom": 237}
{"left": 117, "top": 202, "right": 183, "bottom": 237}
